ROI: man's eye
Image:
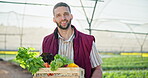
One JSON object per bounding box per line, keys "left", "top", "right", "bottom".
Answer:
{"left": 56, "top": 14, "right": 61, "bottom": 17}
{"left": 64, "top": 13, "right": 69, "bottom": 16}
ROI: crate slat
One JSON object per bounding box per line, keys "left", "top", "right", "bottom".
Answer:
{"left": 33, "top": 76, "right": 80, "bottom": 78}
{"left": 33, "top": 67, "right": 84, "bottom": 78}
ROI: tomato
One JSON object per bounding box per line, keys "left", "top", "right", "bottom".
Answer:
{"left": 47, "top": 73, "right": 54, "bottom": 76}
{"left": 44, "top": 62, "right": 50, "bottom": 68}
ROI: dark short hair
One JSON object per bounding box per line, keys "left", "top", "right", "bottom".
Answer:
{"left": 53, "top": 2, "right": 71, "bottom": 15}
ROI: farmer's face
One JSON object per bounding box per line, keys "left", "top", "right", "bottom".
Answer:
{"left": 53, "top": 6, "right": 73, "bottom": 30}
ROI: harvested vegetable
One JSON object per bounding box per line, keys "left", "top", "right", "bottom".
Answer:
{"left": 40, "top": 53, "right": 54, "bottom": 64}
{"left": 50, "top": 54, "right": 73, "bottom": 71}
{"left": 67, "top": 63, "right": 79, "bottom": 67}
{"left": 44, "top": 62, "right": 50, "bottom": 68}
{"left": 15, "top": 47, "right": 44, "bottom": 74}
{"left": 47, "top": 73, "right": 54, "bottom": 76}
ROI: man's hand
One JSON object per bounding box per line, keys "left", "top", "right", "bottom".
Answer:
{"left": 91, "top": 65, "right": 102, "bottom": 78}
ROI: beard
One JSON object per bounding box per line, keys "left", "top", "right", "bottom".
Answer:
{"left": 56, "top": 19, "right": 72, "bottom": 30}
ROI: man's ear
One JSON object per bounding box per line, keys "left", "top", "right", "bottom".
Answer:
{"left": 53, "top": 17, "right": 56, "bottom": 23}
{"left": 71, "top": 14, "right": 73, "bottom": 20}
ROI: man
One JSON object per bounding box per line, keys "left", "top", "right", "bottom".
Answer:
{"left": 42, "top": 2, "right": 103, "bottom": 78}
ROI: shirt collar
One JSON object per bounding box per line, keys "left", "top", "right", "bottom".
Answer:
{"left": 58, "top": 32, "right": 75, "bottom": 42}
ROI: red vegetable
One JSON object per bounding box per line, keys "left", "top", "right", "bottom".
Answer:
{"left": 44, "top": 62, "right": 50, "bottom": 68}
{"left": 47, "top": 73, "right": 54, "bottom": 76}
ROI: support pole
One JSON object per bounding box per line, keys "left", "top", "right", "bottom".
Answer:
{"left": 80, "top": 0, "right": 98, "bottom": 35}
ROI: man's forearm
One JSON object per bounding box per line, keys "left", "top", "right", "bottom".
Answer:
{"left": 91, "top": 65, "right": 102, "bottom": 78}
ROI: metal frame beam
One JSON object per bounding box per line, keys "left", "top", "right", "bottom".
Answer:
{"left": 0, "top": 1, "right": 93, "bottom": 8}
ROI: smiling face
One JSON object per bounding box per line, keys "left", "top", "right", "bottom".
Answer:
{"left": 53, "top": 6, "right": 73, "bottom": 30}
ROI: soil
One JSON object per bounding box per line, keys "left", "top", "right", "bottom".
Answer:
{"left": 0, "top": 61, "right": 33, "bottom": 78}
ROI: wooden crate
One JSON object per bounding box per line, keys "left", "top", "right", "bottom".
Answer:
{"left": 33, "top": 67, "right": 84, "bottom": 78}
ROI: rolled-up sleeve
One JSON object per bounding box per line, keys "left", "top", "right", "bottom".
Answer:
{"left": 90, "top": 41, "right": 103, "bottom": 68}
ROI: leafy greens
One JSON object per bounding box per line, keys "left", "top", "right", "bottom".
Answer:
{"left": 15, "top": 47, "right": 44, "bottom": 74}
{"left": 50, "top": 54, "right": 72, "bottom": 71}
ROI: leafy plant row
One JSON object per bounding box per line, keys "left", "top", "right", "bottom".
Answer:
{"left": 103, "top": 70, "right": 148, "bottom": 78}
{"left": 102, "top": 56, "right": 148, "bottom": 70}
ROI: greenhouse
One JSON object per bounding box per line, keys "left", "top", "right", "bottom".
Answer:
{"left": 0, "top": 0, "right": 148, "bottom": 78}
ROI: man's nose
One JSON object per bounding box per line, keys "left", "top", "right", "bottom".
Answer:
{"left": 61, "top": 15, "right": 66, "bottom": 20}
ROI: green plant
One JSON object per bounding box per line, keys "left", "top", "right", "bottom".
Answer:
{"left": 103, "top": 70, "right": 148, "bottom": 78}
{"left": 15, "top": 47, "right": 44, "bottom": 74}
{"left": 102, "top": 56, "right": 148, "bottom": 70}
{"left": 50, "top": 54, "right": 72, "bottom": 71}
